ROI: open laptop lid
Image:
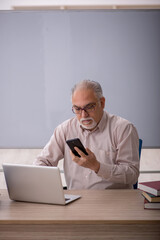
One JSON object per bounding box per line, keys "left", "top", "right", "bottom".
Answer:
{"left": 3, "top": 163, "right": 80, "bottom": 205}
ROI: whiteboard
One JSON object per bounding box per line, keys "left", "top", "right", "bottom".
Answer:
{"left": 0, "top": 10, "right": 160, "bottom": 148}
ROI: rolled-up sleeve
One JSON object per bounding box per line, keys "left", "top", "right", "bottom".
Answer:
{"left": 33, "top": 127, "right": 65, "bottom": 166}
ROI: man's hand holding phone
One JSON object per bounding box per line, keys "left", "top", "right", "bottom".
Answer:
{"left": 66, "top": 138, "right": 100, "bottom": 173}
{"left": 70, "top": 147, "right": 100, "bottom": 173}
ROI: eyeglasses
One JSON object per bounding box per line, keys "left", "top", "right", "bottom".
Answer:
{"left": 72, "top": 103, "right": 96, "bottom": 115}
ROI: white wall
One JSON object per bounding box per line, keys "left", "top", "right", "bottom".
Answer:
{"left": 0, "top": 0, "right": 160, "bottom": 10}
{"left": 0, "top": 148, "right": 160, "bottom": 189}
{"left": 0, "top": 149, "right": 66, "bottom": 188}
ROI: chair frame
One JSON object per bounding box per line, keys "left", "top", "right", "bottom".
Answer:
{"left": 133, "top": 139, "right": 143, "bottom": 189}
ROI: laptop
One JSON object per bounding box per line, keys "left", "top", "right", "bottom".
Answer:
{"left": 2, "top": 163, "right": 81, "bottom": 205}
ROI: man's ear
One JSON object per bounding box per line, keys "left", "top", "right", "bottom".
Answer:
{"left": 100, "top": 97, "right": 105, "bottom": 109}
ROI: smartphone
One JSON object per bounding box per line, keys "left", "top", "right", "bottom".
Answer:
{"left": 66, "top": 138, "right": 88, "bottom": 157}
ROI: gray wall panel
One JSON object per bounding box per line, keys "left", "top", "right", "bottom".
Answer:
{"left": 0, "top": 10, "right": 160, "bottom": 147}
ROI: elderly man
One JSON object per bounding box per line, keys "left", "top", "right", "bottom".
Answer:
{"left": 34, "top": 80, "right": 139, "bottom": 189}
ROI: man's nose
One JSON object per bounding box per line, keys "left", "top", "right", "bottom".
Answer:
{"left": 81, "top": 109, "right": 89, "bottom": 118}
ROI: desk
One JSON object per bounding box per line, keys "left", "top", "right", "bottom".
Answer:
{"left": 0, "top": 189, "right": 160, "bottom": 240}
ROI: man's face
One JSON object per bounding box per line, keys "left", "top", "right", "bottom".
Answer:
{"left": 72, "top": 88, "right": 105, "bottom": 130}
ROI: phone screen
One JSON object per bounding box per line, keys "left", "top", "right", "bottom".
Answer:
{"left": 66, "top": 138, "right": 88, "bottom": 157}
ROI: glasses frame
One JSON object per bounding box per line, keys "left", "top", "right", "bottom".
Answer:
{"left": 72, "top": 103, "right": 96, "bottom": 115}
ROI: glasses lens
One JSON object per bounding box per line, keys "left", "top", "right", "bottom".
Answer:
{"left": 85, "top": 103, "right": 96, "bottom": 112}
{"left": 72, "top": 103, "right": 96, "bottom": 114}
{"left": 72, "top": 107, "right": 81, "bottom": 114}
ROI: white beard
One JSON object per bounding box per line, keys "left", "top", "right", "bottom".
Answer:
{"left": 79, "top": 117, "right": 97, "bottom": 130}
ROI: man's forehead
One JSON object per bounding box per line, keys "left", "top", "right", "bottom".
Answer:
{"left": 72, "top": 88, "right": 97, "bottom": 102}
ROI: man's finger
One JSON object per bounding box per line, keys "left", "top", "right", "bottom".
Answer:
{"left": 86, "top": 148, "right": 92, "bottom": 155}
{"left": 70, "top": 150, "right": 78, "bottom": 159}
{"left": 74, "top": 147, "right": 87, "bottom": 157}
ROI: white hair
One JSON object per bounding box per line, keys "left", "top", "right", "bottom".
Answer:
{"left": 71, "top": 79, "right": 103, "bottom": 99}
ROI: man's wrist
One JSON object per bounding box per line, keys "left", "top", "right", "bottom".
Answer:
{"left": 94, "top": 162, "right": 100, "bottom": 174}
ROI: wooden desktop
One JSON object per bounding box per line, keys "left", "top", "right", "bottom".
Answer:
{"left": 0, "top": 189, "right": 160, "bottom": 240}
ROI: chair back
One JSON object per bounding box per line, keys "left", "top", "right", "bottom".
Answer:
{"left": 133, "top": 139, "right": 143, "bottom": 189}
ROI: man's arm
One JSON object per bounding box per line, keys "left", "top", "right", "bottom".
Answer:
{"left": 33, "top": 127, "right": 64, "bottom": 166}
{"left": 70, "top": 123, "right": 139, "bottom": 186}
{"left": 97, "top": 124, "right": 139, "bottom": 185}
